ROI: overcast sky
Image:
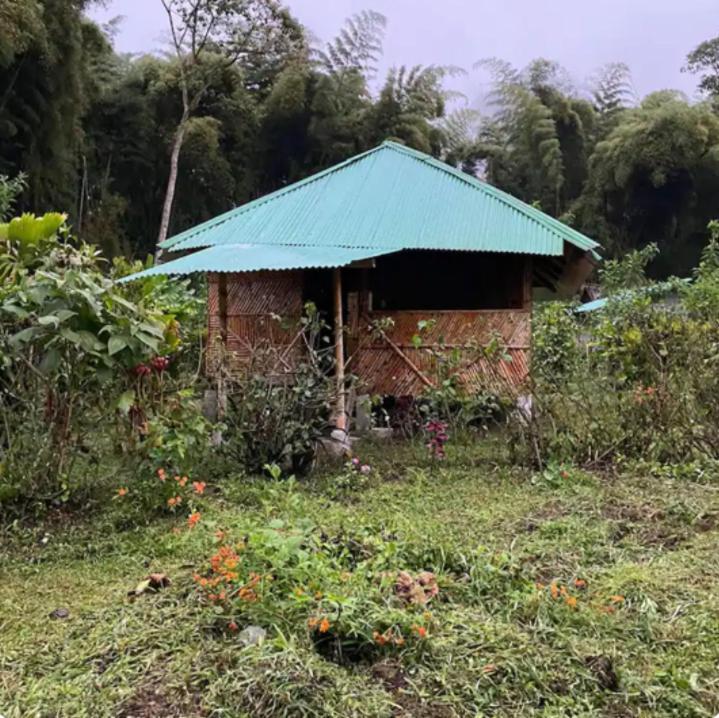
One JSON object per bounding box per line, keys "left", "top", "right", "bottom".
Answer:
{"left": 90, "top": 0, "right": 715, "bottom": 106}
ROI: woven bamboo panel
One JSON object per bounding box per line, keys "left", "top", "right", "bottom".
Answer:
{"left": 206, "top": 271, "right": 304, "bottom": 374}
{"left": 354, "top": 310, "right": 531, "bottom": 395}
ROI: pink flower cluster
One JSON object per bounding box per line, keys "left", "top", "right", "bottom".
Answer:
{"left": 350, "top": 457, "right": 372, "bottom": 475}
{"left": 133, "top": 356, "right": 171, "bottom": 377}
{"left": 425, "top": 419, "right": 449, "bottom": 460}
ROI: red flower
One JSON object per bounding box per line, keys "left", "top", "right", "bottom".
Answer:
{"left": 192, "top": 481, "right": 206, "bottom": 494}
{"left": 187, "top": 511, "right": 201, "bottom": 528}
{"left": 411, "top": 624, "right": 427, "bottom": 638}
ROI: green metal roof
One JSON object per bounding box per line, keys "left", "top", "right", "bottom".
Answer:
{"left": 161, "top": 141, "right": 599, "bottom": 257}
{"left": 119, "top": 244, "right": 396, "bottom": 281}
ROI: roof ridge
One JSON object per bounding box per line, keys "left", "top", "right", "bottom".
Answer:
{"left": 160, "top": 143, "right": 389, "bottom": 250}
{"left": 380, "top": 141, "right": 598, "bottom": 250}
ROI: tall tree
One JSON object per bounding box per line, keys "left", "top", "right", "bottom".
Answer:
{"left": 574, "top": 91, "right": 719, "bottom": 275}
{"left": 155, "top": 0, "right": 301, "bottom": 253}
{"left": 367, "top": 65, "right": 458, "bottom": 154}
{"left": 685, "top": 36, "right": 719, "bottom": 99}
{"left": 306, "top": 10, "right": 386, "bottom": 167}
{"left": 0, "top": 0, "right": 92, "bottom": 212}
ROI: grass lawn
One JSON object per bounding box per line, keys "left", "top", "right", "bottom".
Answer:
{"left": 1, "top": 438, "right": 719, "bottom": 717}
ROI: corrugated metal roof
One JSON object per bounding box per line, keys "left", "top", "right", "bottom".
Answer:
{"left": 161, "top": 141, "right": 599, "bottom": 257}
{"left": 575, "top": 279, "right": 689, "bottom": 313}
{"left": 119, "top": 244, "right": 397, "bottom": 281}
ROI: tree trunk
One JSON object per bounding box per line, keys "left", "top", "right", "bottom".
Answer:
{"left": 156, "top": 119, "right": 188, "bottom": 259}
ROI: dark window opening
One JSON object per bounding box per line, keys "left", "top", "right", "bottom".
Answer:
{"left": 370, "top": 250, "right": 527, "bottom": 310}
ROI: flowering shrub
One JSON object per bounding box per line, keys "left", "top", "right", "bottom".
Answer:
{"left": 192, "top": 520, "right": 437, "bottom": 663}
{"left": 425, "top": 419, "right": 449, "bottom": 460}
{"left": 115, "top": 465, "right": 208, "bottom": 516}
{"left": 0, "top": 214, "right": 183, "bottom": 509}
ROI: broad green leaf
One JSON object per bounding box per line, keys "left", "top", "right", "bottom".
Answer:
{"left": 116, "top": 390, "right": 136, "bottom": 415}
{"left": 39, "top": 348, "right": 61, "bottom": 375}
{"left": 10, "top": 327, "right": 36, "bottom": 344}
{"left": 108, "top": 335, "right": 128, "bottom": 356}
{"left": 38, "top": 314, "right": 60, "bottom": 328}
{"left": 135, "top": 331, "right": 160, "bottom": 352}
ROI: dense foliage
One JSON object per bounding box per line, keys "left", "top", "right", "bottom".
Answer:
{"left": 524, "top": 226, "right": 719, "bottom": 467}
{"left": 0, "top": 205, "right": 206, "bottom": 510}
{"left": 3, "top": 3, "right": 719, "bottom": 271}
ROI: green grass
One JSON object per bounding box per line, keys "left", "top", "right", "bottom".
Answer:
{"left": 2, "top": 439, "right": 719, "bottom": 717}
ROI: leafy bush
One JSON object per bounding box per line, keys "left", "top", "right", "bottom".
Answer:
{"left": 217, "top": 306, "right": 336, "bottom": 475}
{"left": 521, "top": 229, "right": 719, "bottom": 467}
{"left": 0, "top": 213, "right": 207, "bottom": 510}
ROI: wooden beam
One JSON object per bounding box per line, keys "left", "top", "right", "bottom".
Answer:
{"left": 333, "top": 268, "right": 347, "bottom": 431}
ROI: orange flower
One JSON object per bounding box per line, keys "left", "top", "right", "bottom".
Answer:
{"left": 574, "top": 578, "right": 587, "bottom": 589}
{"left": 609, "top": 594, "right": 625, "bottom": 604}
{"left": 187, "top": 511, "right": 201, "bottom": 528}
{"left": 167, "top": 495, "right": 182, "bottom": 507}
{"left": 394, "top": 636, "right": 405, "bottom": 647}
{"left": 117, "top": 487, "right": 128, "bottom": 497}
{"left": 319, "top": 618, "right": 330, "bottom": 634}
{"left": 564, "top": 595, "right": 578, "bottom": 609}
{"left": 550, "top": 582, "right": 560, "bottom": 599}
{"left": 157, "top": 468, "right": 166, "bottom": 481}
{"left": 192, "top": 481, "right": 206, "bottom": 494}
{"left": 411, "top": 624, "right": 427, "bottom": 638}
{"left": 177, "top": 475, "right": 188, "bottom": 487}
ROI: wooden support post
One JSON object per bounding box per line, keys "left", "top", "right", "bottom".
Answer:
{"left": 333, "top": 268, "right": 347, "bottom": 432}
{"left": 216, "top": 273, "right": 229, "bottom": 426}
{"left": 218, "top": 273, "right": 228, "bottom": 345}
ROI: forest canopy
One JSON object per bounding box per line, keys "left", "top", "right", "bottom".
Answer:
{"left": 1, "top": 0, "right": 719, "bottom": 276}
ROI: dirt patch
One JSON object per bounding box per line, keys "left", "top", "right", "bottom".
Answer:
{"left": 694, "top": 511, "right": 719, "bottom": 533}
{"left": 372, "top": 659, "right": 454, "bottom": 718}
{"left": 585, "top": 655, "right": 619, "bottom": 692}
{"left": 372, "top": 659, "right": 408, "bottom": 692}
{"left": 392, "top": 696, "right": 456, "bottom": 718}
{"left": 601, "top": 500, "right": 665, "bottom": 524}
{"left": 522, "top": 501, "right": 568, "bottom": 532}
{"left": 118, "top": 679, "right": 204, "bottom": 718}
{"left": 601, "top": 500, "right": 692, "bottom": 549}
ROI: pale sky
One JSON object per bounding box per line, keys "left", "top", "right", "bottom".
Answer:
{"left": 90, "top": 0, "right": 715, "bottom": 105}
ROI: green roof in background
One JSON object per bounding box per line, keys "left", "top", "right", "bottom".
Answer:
{"left": 119, "top": 244, "right": 396, "bottom": 281}
{"left": 160, "top": 141, "right": 599, "bottom": 258}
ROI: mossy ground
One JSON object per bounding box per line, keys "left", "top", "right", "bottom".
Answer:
{"left": 2, "top": 438, "right": 718, "bottom": 717}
